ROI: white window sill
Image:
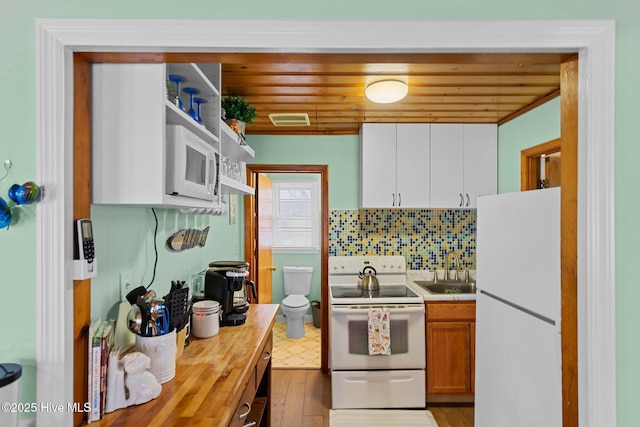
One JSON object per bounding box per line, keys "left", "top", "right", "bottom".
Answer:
{"left": 273, "top": 246, "right": 320, "bottom": 254}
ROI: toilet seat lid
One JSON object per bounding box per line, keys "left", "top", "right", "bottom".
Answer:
{"left": 282, "top": 295, "right": 309, "bottom": 308}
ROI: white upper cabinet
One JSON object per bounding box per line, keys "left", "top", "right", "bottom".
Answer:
{"left": 430, "top": 124, "right": 497, "bottom": 208}
{"left": 92, "top": 62, "right": 254, "bottom": 209}
{"left": 360, "top": 123, "right": 430, "bottom": 208}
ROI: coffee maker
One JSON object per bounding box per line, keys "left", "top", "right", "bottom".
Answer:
{"left": 205, "top": 261, "right": 256, "bottom": 326}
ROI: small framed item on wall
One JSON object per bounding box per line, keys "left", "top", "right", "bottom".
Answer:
{"left": 229, "top": 194, "right": 237, "bottom": 225}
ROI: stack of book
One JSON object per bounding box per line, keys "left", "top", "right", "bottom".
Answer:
{"left": 87, "top": 319, "right": 115, "bottom": 423}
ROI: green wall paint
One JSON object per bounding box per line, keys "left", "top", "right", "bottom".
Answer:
{"left": 249, "top": 135, "right": 359, "bottom": 210}
{"left": 3, "top": 3, "right": 637, "bottom": 425}
{"left": 90, "top": 203, "right": 244, "bottom": 321}
{"left": 497, "top": 98, "right": 561, "bottom": 194}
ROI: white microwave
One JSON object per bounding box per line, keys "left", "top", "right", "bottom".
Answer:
{"left": 165, "top": 125, "right": 219, "bottom": 202}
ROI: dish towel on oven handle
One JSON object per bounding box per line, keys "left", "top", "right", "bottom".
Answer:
{"left": 368, "top": 307, "right": 391, "bottom": 355}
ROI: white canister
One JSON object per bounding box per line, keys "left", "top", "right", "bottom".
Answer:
{"left": 192, "top": 300, "right": 221, "bottom": 338}
{"left": 135, "top": 329, "right": 177, "bottom": 384}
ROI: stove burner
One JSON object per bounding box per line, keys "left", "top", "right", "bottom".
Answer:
{"left": 331, "top": 285, "right": 418, "bottom": 299}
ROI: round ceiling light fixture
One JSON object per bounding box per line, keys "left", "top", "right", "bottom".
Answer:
{"left": 365, "top": 80, "right": 408, "bottom": 104}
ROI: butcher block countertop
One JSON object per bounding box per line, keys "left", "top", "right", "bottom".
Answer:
{"left": 93, "top": 304, "right": 279, "bottom": 427}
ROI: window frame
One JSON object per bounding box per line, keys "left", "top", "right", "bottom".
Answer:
{"left": 272, "top": 179, "right": 321, "bottom": 254}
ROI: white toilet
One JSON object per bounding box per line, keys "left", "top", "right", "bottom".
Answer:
{"left": 282, "top": 266, "right": 314, "bottom": 339}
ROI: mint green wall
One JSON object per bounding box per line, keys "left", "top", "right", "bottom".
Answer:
{"left": 497, "top": 98, "right": 561, "bottom": 194}
{"left": 90, "top": 203, "right": 244, "bottom": 321}
{"left": 248, "top": 135, "right": 359, "bottom": 210}
{"left": 3, "top": 2, "right": 638, "bottom": 425}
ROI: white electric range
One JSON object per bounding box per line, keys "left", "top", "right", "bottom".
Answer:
{"left": 329, "top": 256, "right": 426, "bottom": 409}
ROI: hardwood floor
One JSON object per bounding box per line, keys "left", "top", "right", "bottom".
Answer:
{"left": 429, "top": 404, "right": 475, "bottom": 427}
{"left": 272, "top": 369, "right": 331, "bottom": 427}
{"left": 271, "top": 369, "right": 474, "bottom": 427}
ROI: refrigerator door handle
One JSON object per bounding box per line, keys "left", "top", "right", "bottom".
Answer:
{"left": 479, "top": 289, "right": 556, "bottom": 327}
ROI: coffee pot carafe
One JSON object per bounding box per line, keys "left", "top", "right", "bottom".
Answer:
{"left": 204, "top": 261, "right": 256, "bottom": 326}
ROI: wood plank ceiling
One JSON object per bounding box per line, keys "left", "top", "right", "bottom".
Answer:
{"left": 221, "top": 53, "right": 569, "bottom": 135}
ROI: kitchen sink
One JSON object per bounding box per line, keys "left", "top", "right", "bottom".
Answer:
{"left": 414, "top": 280, "right": 477, "bottom": 295}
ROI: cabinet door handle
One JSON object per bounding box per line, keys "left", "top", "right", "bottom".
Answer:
{"left": 243, "top": 422, "right": 257, "bottom": 427}
{"left": 398, "top": 193, "right": 401, "bottom": 207}
{"left": 459, "top": 193, "right": 464, "bottom": 207}
{"left": 264, "top": 350, "right": 272, "bottom": 361}
{"left": 239, "top": 402, "right": 251, "bottom": 419}
{"left": 465, "top": 193, "right": 470, "bottom": 207}
{"left": 392, "top": 193, "right": 396, "bottom": 207}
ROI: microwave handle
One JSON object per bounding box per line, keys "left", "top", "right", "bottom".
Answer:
{"left": 330, "top": 306, "right": 424, "bottom": 315}
{"left": 208, "top": 158, "right": 216, "bottom": 194}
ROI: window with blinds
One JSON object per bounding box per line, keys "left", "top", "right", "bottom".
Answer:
{"left": 272, "top": 180, "right": 320, "bottom": 253}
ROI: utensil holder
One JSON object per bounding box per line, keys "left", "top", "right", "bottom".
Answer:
{"left": 135, "top": 330, "right": 176, "bottom": 384}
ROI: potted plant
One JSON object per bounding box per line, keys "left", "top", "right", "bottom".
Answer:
{"left": 221, "top": 95, "right": 257, "bottom": 135}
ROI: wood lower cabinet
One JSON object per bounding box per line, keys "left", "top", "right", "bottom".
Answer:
{"left": 230, "top": 332, "right": 272, "bottom": 427}
{"left": 425, "top": 301, "right": 476, "bottom": 397}
{"left": 92, "top": 304, "right": 277, "bottom": 427}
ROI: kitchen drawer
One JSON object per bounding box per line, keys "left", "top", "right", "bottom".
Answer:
{"left": 229, "top": 369, "right": 257, "bottom": 427}
{"left": 426, "top": 302, "right": 476, "bottom": 322}
{"left": 256, "top": 332, "right": 273, "bottom": 387}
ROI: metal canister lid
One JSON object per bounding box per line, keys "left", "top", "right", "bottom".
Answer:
{"left": 208, "top": 261, "right": 249, "bottom": 269}
{"left": 0, "top": 363, "right": 22, "bottom": 387}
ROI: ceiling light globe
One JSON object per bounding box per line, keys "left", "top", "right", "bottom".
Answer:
{"left": 365, "top": 80, "right": 408, "bottom": 104}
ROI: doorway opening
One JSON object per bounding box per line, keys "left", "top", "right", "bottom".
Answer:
{"left": 521, "top": 138, "right": 562, "bottom": 191}
{"left": 244, "top": 164, "right": 329, "bottom": 373}
{"left": 35, "top": 20, "right": 616, "bottom": 427}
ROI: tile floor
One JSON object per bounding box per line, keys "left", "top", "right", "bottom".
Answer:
{"left": 272, "top": 321, "right": 321, "bottom": 369}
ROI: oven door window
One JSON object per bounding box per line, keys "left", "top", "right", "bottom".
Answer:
{"left": 348, "top": 319, "right": 409, "bottom": 355}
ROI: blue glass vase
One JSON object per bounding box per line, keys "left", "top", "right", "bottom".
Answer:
{"left": 182, "top": 87, "right": 200, "bottom": 122}
{"left": 0, "top": 198, "right": 11, "bottom": 229}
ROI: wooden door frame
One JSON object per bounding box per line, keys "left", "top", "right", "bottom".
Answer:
{"left": 521, "top": 137, "right": 561, "bottom": 191}
{"left": 244, "top": 164, "right": 330, "bottom": 374}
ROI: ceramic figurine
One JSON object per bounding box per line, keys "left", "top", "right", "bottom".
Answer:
{"left": 122, "top": 352, "right": 162, "bottom": 406}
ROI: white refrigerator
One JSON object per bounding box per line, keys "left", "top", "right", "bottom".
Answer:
{"left": 475, "top": 188, "right": 562, "bottom": 427}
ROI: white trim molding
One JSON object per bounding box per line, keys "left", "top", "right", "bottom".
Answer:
{"left": 36, "top": 19, "right": 615, "bottom": 426}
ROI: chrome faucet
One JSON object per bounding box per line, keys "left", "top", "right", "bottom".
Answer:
{"left": 444, "top": 250, "right": 467, "bottom": 282}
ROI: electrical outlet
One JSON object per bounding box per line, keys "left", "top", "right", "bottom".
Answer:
{"left": 119, "top": 270, "right": 133, "bottom": 301}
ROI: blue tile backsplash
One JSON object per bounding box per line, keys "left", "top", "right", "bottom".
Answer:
{"left": 329, "top": 209, "right": 476, "bottom": 270}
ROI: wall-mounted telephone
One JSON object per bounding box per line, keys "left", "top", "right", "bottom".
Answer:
{"left": 76, "top": 218, "right": 95, "bottom": 263}
{"left": 73, "top": 218, "right": 97, "bottom": 279}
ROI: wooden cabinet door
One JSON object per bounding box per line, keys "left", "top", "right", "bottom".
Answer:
{"left": 430, "top": 124, "right": 464, "bottom": 208}
{"left": 470, "top": 321, "right": 476, "bottom": 393}
{"left": 396, "top": 124, "right": 430, "bottom": 208}
{"left": 462, "top": 124, "right": 497, "bottom": 208}
{"left": 426, "top": 321, "right": 472, "bottom": 395}
{"left": 360, "top": 123, "right": 397, "bottom": 207}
